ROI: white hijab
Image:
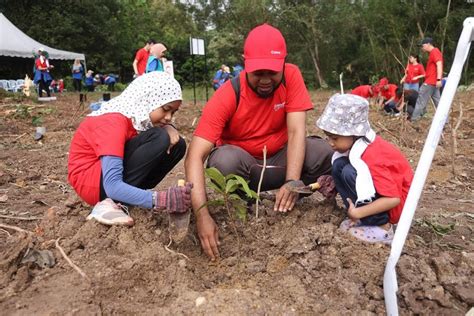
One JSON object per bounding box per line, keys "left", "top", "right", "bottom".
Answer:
{"left": 88, "top": 72, "right": 182, "bottom": 132}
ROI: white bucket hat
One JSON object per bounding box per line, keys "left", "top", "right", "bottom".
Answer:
{"left": 316, "top": 94, "right": 371, "bottom": 136}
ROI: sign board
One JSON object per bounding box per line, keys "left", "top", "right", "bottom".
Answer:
{"left": 190, "top": 37, "right": 205, "bottom": 55}
{"left": 164, "top": 60, "right": 174, "bottom": 78}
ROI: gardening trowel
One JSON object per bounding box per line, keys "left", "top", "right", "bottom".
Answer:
{"left": 286, "top": 181, "right": 321, "bottom": 194}
{"left": 168, "top": 179, "right": 190, "bottom": 244}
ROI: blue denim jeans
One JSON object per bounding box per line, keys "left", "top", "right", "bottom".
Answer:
{"left": 332, "top": 157, "right": 389, "bottom": 226}
{"left": 403, "top": 82, "right": 419, "bottom": 91}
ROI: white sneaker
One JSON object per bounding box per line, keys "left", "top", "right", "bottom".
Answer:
{"left": 87, "top": 198, "right": 134, "bottom": 226}
{"left": 393, "top": 112, "right": 401, "bottom": 117}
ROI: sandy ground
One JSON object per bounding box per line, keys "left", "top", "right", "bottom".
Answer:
{"left": 0, "top": 89, "right": 472, "bottom": 314}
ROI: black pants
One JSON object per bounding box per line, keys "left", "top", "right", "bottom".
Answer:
{"left": 100, "top": 127, "right": 186, "bottom": 200}
{"left": 38, "top": 78, "right": 50, "bottom": 97}
{"left": 73, "top": 79, "right": 82, "bottom": 92}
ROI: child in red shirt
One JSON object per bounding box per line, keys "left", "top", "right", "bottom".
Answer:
{"left": 68, "top": 72, "right": 192, "bottom": 226}
{"left": 317, "top": 94, "right": 413, "bottom": 244}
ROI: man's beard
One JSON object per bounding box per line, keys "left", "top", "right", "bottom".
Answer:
{"left": 246, "top": 75, "right": 283, "bottom": 99}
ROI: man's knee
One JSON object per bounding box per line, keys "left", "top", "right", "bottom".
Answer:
{"left": 304, "top": 137, "right": 333, "bottom": 174}
{"left": 207, "top": 145, "right": 248, "bottom": 176}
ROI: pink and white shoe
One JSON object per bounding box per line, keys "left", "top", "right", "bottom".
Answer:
{"left": 348, "top": 225, "right": 394, "bottom": 244}
{"left": 87, "top": 198, "right": 134, "bottom": 226}
{"left": 339, "top": 218, "right": 361, "bottom": 232}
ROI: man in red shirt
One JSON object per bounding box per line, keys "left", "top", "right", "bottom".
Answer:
{"left": 132, "top": 39, "right": 155, "bottom": 77}
{"left": 411, "top": 37, "right": 443, "bottom": 121}
{"left": 350, "top": 85, "right": 375, "bottom": 100}
{"left": 185, "top": 24, "right": 333, "bottom": 260}
{"left": 379, "top": 80, "right": 401, "bottom": 115}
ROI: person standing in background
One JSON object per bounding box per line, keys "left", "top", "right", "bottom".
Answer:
{"left": 85, "top": 70, "right": 95, "bottom": 92}
{"left": 34, "top": 51, "right": 53, "bottom": 97}
{"left": 400, "top": 54, "right": 425, "bottom": 92}
{"left": 72, "top": 58, "right": 84, "bottom": 92}
{"left": 410, "top": 37, "right": 443, "bottom": 121}
{"left": 133, "top": 39, "right": 156, "bottom": 78}
{"left": 145, "top": 43, "right": 167, "bottom": 73}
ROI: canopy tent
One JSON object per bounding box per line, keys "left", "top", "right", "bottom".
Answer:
{"left": 0, "top": 13, "right": 85, "bottom": 60}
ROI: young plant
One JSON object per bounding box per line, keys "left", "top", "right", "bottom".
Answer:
{"left": 204, "top": 167, "right": 258, "bottom": 221}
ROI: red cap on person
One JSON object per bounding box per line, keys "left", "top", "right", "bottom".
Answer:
{"left": 243, "top": 24, "right": 287, "bottom": 73}
{"left": 379, "top": 77, "right": 389, "bottom": 86}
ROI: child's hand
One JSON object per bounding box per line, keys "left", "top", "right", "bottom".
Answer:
{"left": 163, "top": 125, "right": 180, "bottom": 154}
{"left": 346, "top": 198, "right": 360, "bottom": 220}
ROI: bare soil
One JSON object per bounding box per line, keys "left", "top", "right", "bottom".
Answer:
{"left": 0, "top": 90, "right": 472, "bottom": 315}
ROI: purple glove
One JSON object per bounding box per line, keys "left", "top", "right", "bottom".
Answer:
{"left": 317, "top": 175, "right": 336, "bottom": 199}
{"left": 154, "top": 182, "right": 193, "bottom": 213}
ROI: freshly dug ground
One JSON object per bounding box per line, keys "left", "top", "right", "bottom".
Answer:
{"left": 0, "top": 89, "right": 472, "bottom": 314}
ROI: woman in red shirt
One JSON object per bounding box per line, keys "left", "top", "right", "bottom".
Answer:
{"left": 400, "top": 55, "right": 425, "bottom": 92}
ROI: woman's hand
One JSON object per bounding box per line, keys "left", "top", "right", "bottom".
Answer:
{"left": 163, "top": 124, "right": 180, "bottom": 154}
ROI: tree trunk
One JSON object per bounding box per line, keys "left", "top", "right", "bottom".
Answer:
{"left": 440, "top": 0, "right": 451, "bottom": 53}
{"left": 309, "top": 43, "right": 327, "bottom": 89}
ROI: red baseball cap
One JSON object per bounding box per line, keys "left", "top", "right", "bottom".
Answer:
{"left": 379, "top": 77, "right": 389, "bottom": 86}
{"left": 243, "top": 24, "right": 287, "bottom": 73}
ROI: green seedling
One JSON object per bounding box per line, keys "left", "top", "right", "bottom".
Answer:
{"left": 416, "top": 217, "right": 456, "bottom": 236}
{"left": 203, "top": 167, "right": 258, "bottom": 221}
{"left": 13, "top": 104, "right": 32, "bottom": 119}
{"left": 31, "top": 115, "right": 43, "bottom": 126}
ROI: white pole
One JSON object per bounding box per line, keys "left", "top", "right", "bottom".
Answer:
{"left": 339, "top": 72, "right": 344, "bottom": 94}
{"left": 383, "top": 17, "right": 474, "bottom": 316}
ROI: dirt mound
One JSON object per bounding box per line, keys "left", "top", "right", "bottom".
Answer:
{"left": 0, "top": 91, "right": 472, "bottom": 314}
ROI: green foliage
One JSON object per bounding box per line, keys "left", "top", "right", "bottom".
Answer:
{"left": 204, "top": 167, "right": 258, "bottom": 221}
{"left": 13, "top": 104, "right": 31, "bottom": 119}
{"left": 416, "top": 218, "right": 456, "bottom": 236}
{"left": 31, "top": 116, "right": 43, "bottom": 127}
{"left": 0, "top": 0, "right": 473, "bottom": 86}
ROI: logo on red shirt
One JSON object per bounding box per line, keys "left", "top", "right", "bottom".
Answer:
{"left": 274, "top": 102, "right": 285, "bottom": 111}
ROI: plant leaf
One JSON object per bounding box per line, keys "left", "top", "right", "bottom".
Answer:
{"left": 225, "top": 179, "right": 239, "bottom": 193}
{"left": 230, "top": 174, "right": 258, "bottom": 199}
{"left": 195, "top": 199, "right": 225, "bottom": 213}
{"left": 228, "top": 193, "right": 243, "bottom": 201}
{"left": 207, "top": 180, "right": 224, "bottom": 194}
{"left": 205, "top": 167, "right": 226, "bottom": 190}
{"left": 234, "top": 203, "right": 247, "bottom": 221}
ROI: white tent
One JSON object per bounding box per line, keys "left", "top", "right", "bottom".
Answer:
{"left": 0, "top": 13, "right": 85, "bottom": 60}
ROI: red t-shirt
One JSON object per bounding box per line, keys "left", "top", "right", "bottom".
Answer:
{"left": 361, "top": 136, "right": 413, "bottom": 224}
{"left": 134, "top": 48, "right": 149, "bottom": 76}
{"left": 194, "top": 63, "right": 313, "bottom": 159}
{"left": 380, "top": 84, "right": 399, "bottom": 102}
{"left": 424, "top": 48, "right": 443, "bottom": 85}
{"left": 35, "top": 58, "right": 47, "bottom": 70}
{"left": 405, "top": 63, "right": 425, "bottom": 83}
{"left": 68, "top": 113, "right": 137, "bottom": 205}
{"left": 350, "top": 85, "right": 373, "bottom": 99}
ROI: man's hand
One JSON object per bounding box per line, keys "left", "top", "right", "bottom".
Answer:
{"left": 274, "top": 182, "right": 299, "bottom": 212}
{"left": 197, "top": 212, "right": 220, "bottom": 260}
{"left": 163, "top": 125, "right": 180, "bottom": 154}
{"left": 436, "top": 80, "right": 442, "bottom": 88}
